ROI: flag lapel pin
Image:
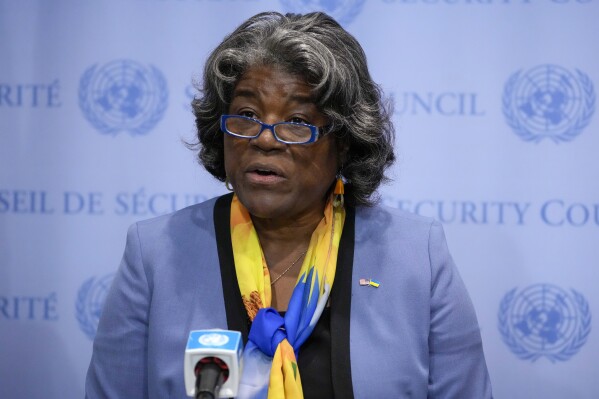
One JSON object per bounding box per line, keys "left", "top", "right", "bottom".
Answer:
{"left": 359, "top": 278, "right": 380, "bottom": 288}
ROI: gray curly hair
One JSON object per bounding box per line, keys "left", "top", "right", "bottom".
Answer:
{"left": 191, "top": 11, "right": 395, "bottom": 207}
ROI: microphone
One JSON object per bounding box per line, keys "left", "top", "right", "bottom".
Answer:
{"left": 184, "top": 330, "right": 243, "bottom": 399}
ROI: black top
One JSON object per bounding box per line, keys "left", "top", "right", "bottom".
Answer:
{"left": 281, "top": 308, "right": 333, "bottom": 398}
{"left": 213, "top": 193, "right": 355, "bottom": 398}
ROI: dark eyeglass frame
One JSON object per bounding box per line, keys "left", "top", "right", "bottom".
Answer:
{"left": 220, "top": 114, "right": 330, "bottom": 144}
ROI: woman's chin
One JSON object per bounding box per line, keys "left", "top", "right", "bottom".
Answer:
{"left": 237, "top": 192, "right": 291, "bottom": 220}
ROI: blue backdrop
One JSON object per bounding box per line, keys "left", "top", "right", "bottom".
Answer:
{"left": 1, "top": 1, "right": 598, "bottom": 397}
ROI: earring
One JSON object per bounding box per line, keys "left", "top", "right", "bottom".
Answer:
{"left": 333, "top": 173, "right": 344, "bottom": 208}
{"left": 225, "top": 177, "right": 234, "bottom": 192}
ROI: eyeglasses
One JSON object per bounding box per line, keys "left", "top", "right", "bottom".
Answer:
{"left": 220, "top": 114, "right": 329, "bottom": 144}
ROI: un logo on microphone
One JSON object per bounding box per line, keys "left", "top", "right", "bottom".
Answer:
{"left": 79, "top": 59, "right": 169, "bottom": 135}
{"left": 498, "top": 284, "right": 591, "bottom": 362}
{"left": 279, "top": 0, "right": 365, "bottom": 25}
{"left": 76, "top": 273, "right": 115, "bottom": 340}
{"left": 503, "top": 65, "right": 595, "bottom": 143}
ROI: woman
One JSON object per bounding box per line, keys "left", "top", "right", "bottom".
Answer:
{"left": 86, "top": 11, "right": 492, "bottom": 398}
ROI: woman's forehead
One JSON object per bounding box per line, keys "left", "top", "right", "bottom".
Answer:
{"left": 232, "top": 65, "right": 316, "bottom": 102}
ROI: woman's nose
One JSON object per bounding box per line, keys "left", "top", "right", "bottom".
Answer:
{"left": 250, "top": 124, "right": 285, "bottom": 150}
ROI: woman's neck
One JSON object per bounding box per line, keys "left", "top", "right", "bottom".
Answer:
{"left": 251, "top": 210, "right": 324, "bottom": 311}
{"left": 252, "top": 213, "right": 320, "bottom": 264}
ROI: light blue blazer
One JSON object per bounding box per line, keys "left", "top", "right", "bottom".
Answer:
{"left": 86, "top": 195, "right": 492, "bottom": 398}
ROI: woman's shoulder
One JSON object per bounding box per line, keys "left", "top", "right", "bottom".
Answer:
{"left": 129, "top": 194, "right": 227, "bottom": 242}
{"left": 135, "top": 194, "right": 223, "bottom": 227}
{"left": 355, "top": 203, "right": 438, "bottom": 243}
{"left": 356, "top": 203, "right": 433, "bottom": 223}
{"left": 119, "top": 195, "right": 229, "bottom": 275}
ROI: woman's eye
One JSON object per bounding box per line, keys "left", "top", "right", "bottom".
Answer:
{"left": 239, "top": 110, "right": 257, "bottom": 119}
{"left": 289, "top": 117, "right": 309, "bottom": 125}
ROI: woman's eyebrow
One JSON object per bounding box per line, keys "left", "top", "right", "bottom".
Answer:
{"left": 289, "top": 94, "right": 314, "bottom": 104}
{"left": 231, "top": 88, "right": 256, "bottom": 99}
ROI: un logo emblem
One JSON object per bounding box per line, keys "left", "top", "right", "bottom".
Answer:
{"left": 279, "top": 0, "right": 365, "bottom": 25}
{"left": 79, "top": 59, "right": 169, "bottom": 135}
{"left": 503, "top": 64, "right": 595, "bottom": 143}
{"left": 498, "top": 284, "right": 591, "bottom": 362}
{"left": 76, "top": 273, "right": 115, "bottom": 340}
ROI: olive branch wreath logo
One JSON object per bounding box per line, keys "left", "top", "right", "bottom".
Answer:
{"left": 498, "top": 285, "right": 591, "bottom": 362}
{"left": 279, "top": 0, "right": 366, "bottom": 25}
{"left": 79, "top": 61, "right": 168, "bottom": 136}
{"left": 76, "top": 274, "right": 115, "bottom": 340}
{"left": 502, "top": 66, "right": 595, "bottom": 143}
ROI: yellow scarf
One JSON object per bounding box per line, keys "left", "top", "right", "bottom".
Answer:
{"left": 231, "top": 190, "right": 345, "bottom": 398}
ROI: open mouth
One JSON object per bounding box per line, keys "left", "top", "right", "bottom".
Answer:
{"left": 254, "top": 169, "right": 278, "bottom": 176}
{"left": 246, "top": 165, "right": 285, "bottom": 183}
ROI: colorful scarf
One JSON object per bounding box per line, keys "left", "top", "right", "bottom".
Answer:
{"left": 231, "top": 190, "right": 345, "bottom": 399}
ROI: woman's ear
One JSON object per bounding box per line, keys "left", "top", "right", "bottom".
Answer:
{"left": 337, "top": 140, "right": 350, "bottom": 170}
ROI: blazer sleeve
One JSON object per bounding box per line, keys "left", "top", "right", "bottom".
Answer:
{"left": 427, "top": 221, "right": 493, "bottom": 398}
{"left": 85, "top": 223, "right": 150, "bottom": 399}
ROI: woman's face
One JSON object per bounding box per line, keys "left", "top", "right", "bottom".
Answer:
{"left": 224, "top": 65, "right": 340, "bottom": 221}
